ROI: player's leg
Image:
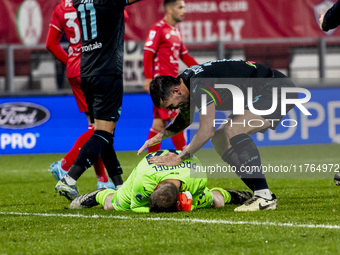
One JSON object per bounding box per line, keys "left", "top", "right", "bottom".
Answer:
{"left": 49, "top": 77, "right": 94, "bottom": 181}
{"left": 96, "top": 122, "right": 123, "bottom": 189}
{"left": 224, "top": 111, "right": 277, "bottom": 212}
{"left": 56, "top": 76, "right": 123, "bottom": 200}
{"left": 229, "top": 72, "right": 298, "bottom": 211}
{"left": 210, "top": 188, "right": 253, "bottom": 207}
{"left": 69, "top": 188, "right": 116, "bottom": 210}
{"left": 93, "top": 157, "right": 116, "bottom": 189}
{"left": 170, "top": 115, "right": 186, "bottom": 151}
{"left": 171, "top": 131, "right": 186, "bottom": 150}
{"left": 55, "top": 123, "right": 116, "bottom": 201}
{"left": 211, "top": 123, "right": 255, "bottom": 191}
{"left": 196, "top": 187, "right": 253, "bottom": 209}
{"left": 70, "top": 77, "right": 113, "bottom": 188}
{"left": 50, "top": 76, "right": 113, "bottom": 189}
{"left": 147, "top": 117, "right": 165, "bottom": 153}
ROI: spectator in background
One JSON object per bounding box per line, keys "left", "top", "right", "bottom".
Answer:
{"left": 143, "top": 0, "right": 198, "bottom": 153}
{"left": 319, "top": 0, "right": 340, "bottom": 185}
{"left": 319, "top": 0, "right": 340, "bottom": 31}
{"left": 46, "top": 0, "right": 115, "bottom": 189}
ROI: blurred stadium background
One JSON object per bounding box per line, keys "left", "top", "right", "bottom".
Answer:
{"left": 0, "top": 0, "right": 340, "bottom": 154}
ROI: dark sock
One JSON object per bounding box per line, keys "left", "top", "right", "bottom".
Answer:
{"left": 101, "top": 142, "right": 124, "bottom": 186}
{"left": 222, "top": 148, "right": 254, "bottom": 191}
{"left": 68, "top": 130, "right": 112, "bottom": 181}
{"left": 229, "top": 133, "right": 268, "bottom": 191}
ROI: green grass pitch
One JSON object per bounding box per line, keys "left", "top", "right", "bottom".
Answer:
{"left": 0, "top": 144, "right": 340, "bottom": 255}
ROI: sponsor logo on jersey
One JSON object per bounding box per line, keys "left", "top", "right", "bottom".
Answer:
{"left": 0, "top": 102, "right": 50, "bottom": 129}
{"left": 145, "top": 41, "right": 153, "bottom": 46}
{"left": 149, "top": 30, "right": 156, "bottom": 40}
{"left": 65, "top": 0, "right": 73, "bottom": 7}
{"left": 246, "top": 61, "right": 257, "bottom": 68}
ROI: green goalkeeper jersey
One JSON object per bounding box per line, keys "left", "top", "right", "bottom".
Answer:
{"left": 111, "top": 149, "right": 208, "bottom": 212}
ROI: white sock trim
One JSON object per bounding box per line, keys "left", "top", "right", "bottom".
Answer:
{"left": 254, "top": 189, "right": 272, "bottom": 200}
{"left": 64, "top": 175, "right": 76, "bottom": 186}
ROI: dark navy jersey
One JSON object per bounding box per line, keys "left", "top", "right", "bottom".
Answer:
{"left": 73, "top": 0, "right": 127, "bottom": 77}
{"left": 178, "top": 59, "right": 284, "bottom": 111}
{"left": 322, "top": 0, "right": 340, "bottom": 31}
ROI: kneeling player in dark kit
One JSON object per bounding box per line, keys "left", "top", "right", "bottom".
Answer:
{"left": 138, "top": 59, "right": 310, "bottom": 212}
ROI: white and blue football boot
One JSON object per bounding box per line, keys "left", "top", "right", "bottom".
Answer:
{"left": 55, "top": 179, "right": 79, "bottom": 201}
{"left": 97, "top": 179, "right": 116, "bottom": 190}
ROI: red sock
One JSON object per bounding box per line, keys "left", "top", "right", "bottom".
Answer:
{"left": 93, "top": 156, "right": 109, "bottom": 182}
{"left": 172, "top": 131, "right": 186, "bottom": 151}
{"left": 61, "top": 158, "right": 72, "bottom": 171}
{"left": 63, "top": 125, "right": 94, "bottom": 170}
{"left": 147, "top": 128, "right": 161, "bottom": 153}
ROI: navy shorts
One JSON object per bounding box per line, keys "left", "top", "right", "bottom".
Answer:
{"left": 81, "top": 75, "right": 123, "bottom": 122}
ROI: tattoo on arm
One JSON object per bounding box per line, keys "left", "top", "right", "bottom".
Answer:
{"left": 179, "top": 149, "right": 190, "bottom": 161}
{"left": 161, "top": 109, "right": 192, "bottom": 139}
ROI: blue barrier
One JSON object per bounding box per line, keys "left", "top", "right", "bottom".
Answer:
{"left": 0, "top": 88, "right": 339, "bottom": 155}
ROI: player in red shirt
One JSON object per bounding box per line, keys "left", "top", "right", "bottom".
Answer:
{"left": 46, "top": 0, "right": 115, "bottom": 189}
{"left": 143, "top": 0, "right": 198, "bottom": 153}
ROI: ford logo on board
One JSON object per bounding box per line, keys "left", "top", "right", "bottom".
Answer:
{"left": 0, "top": 102, "right": 50, "bottom": 129}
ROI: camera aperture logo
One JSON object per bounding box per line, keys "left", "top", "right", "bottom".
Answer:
{"left": 199, "top": 84, "right": 223, "bottom": 107}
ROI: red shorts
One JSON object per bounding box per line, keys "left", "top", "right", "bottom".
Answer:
{"left": 68, "top": 76, "right": 88, "bottom": 113}
{"left": 153, "top": 105, "right": 178, "bottom": 120}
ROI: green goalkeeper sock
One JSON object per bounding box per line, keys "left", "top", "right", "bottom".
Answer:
{"left": 96, "top": 189, "right": 116, "bottom": 206}
{"left": 210, "top": 187, "right": 231, "bottom": 204}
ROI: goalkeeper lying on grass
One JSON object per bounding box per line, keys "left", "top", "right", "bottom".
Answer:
{"left": 70, "top": 150, "right": 252, "bottom": 212}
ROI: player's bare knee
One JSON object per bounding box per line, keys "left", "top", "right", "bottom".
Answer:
{"left": 225, "top": 123, "right": 243, "bottom": 138}
{"left": 103, "top": 194, "right": 115, "bottom": 210}
{"left": 212, "top": 190, "right": 225, "bottom": 208}
{"left": 211, "top": 125, "right": 230, "bottom": 156}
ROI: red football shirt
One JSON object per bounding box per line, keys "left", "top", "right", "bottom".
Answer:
{"left": 143, "top": 19, "right": 189, "bottom": 78}
{"left": 49, "top": 0, "right": 81, "bottom": 78}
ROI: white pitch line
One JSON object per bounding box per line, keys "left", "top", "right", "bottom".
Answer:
{"left": 1, "top": 211, "right": 339, "bottom": 230}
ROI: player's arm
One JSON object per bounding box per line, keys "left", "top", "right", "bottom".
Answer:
{"left": 143, "top": 25, "right": 161, "bottom": 93}
{"left": 46, "top": 23, "right": 67, "bottom": 65}
{"left": 149, "top": 104, "right": 215, "bottom": 165}
{"left": 162, "top": 107, "right": 193, "bottom": 138}
{"left": 320, "top": 0, "right": 340, "bottom": 31}
{"left": 180, "top": 41, "right": 198, "bottom": 67}
{"left": 137, "top": 107, "right": 193, "bottom": 155}
{"left": 130, "top": 178, "right": 152, "bottom": 213}
{"left": 181, "top": 53, "right": 198, "bottom": 67}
